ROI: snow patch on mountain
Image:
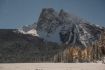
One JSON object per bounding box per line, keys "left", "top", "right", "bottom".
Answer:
{"left": 18, "top": 28, "right": 38, "bottom": 36}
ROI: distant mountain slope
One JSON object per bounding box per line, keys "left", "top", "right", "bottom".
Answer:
{"left": 0, "top": 29, "right": 61, "bottom": 62}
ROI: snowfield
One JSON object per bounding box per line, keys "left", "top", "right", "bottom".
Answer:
{"left": 0, "top": 63, "right": 105, "bottom": 70}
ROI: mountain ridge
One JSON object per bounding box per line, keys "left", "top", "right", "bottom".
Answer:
{"left": 19, "top": 8, "right": 104, "bottom": 48}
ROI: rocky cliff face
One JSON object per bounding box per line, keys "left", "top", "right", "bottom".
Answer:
{"left": 20, "top": 8, "right": 104, "bottom": 48}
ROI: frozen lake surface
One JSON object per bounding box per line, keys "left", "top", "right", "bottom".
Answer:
{"left": 0, "top": 63, "right": 105, "bottom": 70}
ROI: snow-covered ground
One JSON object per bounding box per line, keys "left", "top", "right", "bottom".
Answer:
{"left": 0, "top": 63, "right": 105, "bottom": 70}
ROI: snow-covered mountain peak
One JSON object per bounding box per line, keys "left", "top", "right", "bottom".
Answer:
{"left": 18, "top": 8, "right": 104, "bottom": 47}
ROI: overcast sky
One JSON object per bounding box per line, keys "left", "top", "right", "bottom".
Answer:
{"left": 0, "top": 0, "right": 105, "bottom": 29}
